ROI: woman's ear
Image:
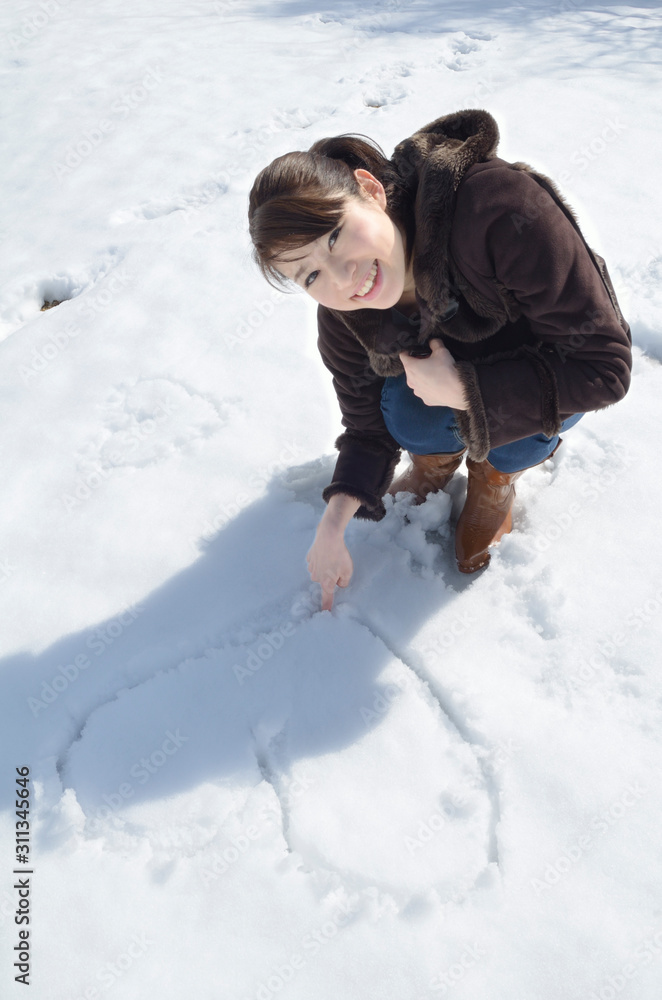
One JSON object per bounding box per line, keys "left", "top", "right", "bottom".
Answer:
{"left": 353, "top": 169, "right": 387, "bottom": 208}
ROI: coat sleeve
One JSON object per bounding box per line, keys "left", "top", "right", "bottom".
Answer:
{"left": 449, "top": 164, "right": 632, "bottom": 460}
{"left": 317, "top": 305, "right": 401, "bottom": 521}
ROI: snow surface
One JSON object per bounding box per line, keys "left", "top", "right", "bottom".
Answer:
{"left": 1, "top": 1, "right": 662, "bottom": 998}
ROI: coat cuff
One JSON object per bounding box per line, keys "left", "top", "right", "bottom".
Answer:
{"left": 453, "top": 348, "right": 563, "bottom": 461}
{"left": 322, "top": 431, "right": 401, "bottom": 522}
{"left": 322, "top": 481, "right": 388, "bottom": 521}
{"left": 454, "top": 360, "right": 491, "bottom": 461}
{"left": 521, "top": 346, "right": 562, "bottom": 437}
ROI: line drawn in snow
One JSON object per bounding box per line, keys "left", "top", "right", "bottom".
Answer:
{"left": 405, "top": 737, "right": 520, "bottom": 859}
{"left": 257, "top": 772, "right": 318, "bottom": 830}
{"left": 418, "top": 611, "right": 479, "bottom": 664}
{"left": 481, "top": 738, "right": 521, "bottom": 777}
{"left": 358, "top": 662, "right": 421, "bottom": 725}
{"left": 251, "top": 732, "right": 298, "bottom": 858}
{"left": 200, "top": 770, "right": 318, "bottom": 887}
{"left": 28, "top": 451, "right": 501, "bottom": 907}
{"left": 353, "top": 615, "right": 502, "bottom": 871}
{"left": 233, "top": 622, "right": 298, "bottom": 685}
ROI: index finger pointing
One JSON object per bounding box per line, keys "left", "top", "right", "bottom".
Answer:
{"left": 320, "top": 583, "right": 335, "bottom": 612}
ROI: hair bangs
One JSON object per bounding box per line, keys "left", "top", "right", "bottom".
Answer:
{"left": 251, "top": 190, "right": 347, "bottom": 289}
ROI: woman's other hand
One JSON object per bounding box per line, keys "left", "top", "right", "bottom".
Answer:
{"left": 400, "top": 338, "right": 468, "bottom": 410}
{"left": 307, "top": 493, "right": 360, "bottom": 610}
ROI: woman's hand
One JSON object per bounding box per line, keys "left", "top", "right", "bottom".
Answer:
{"left": 307, "top": 493, "right": 360, "bottom": 610}
{"left": 399, "top": 338, "right": 468, "bottom": 410}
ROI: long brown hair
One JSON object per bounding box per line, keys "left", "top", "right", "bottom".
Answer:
{"left": 248, "top": 134, "right": 413, "bottom": 290}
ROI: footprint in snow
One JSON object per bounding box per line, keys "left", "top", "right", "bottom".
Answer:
{"left": 72, "top": 377, "right": 230, "bottom": 472}
{"left": 0, "top": 249, "right": 126, "bottom": 342}
{"left": 108, "top": 177, "right": 228, "bottom": 227}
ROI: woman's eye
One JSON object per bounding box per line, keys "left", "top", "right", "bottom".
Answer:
{"left": 304, "top": 228, "right": 341, "bottom": 288}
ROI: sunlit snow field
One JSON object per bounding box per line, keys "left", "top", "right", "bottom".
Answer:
{"left": 1, "top": 1, "right": 662, "bottom": 998}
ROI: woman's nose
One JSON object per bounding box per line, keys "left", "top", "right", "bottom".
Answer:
{"left": 330, "top": 255, "right": 357, "bottom": 291}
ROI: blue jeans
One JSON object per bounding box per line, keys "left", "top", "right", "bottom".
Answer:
{"left": 381, "top": 373, "right": 583, "bottom": 473}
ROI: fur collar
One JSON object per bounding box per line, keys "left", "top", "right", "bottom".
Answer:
{"left": 390, "top": 107, "right": 499, "bottom": 318}
{"left": 329, "top": 109, "right": 503, "bottom": 376}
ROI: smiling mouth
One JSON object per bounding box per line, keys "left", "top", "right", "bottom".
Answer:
{"left": 353, "top": 261, "right": 378, "bottom": 298}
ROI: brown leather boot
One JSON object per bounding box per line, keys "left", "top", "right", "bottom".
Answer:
{"left": 455, "top": 442, "right": 562, "bottom": 573}
{"left": 388, "top": 448, "right": 466, "bottom": 504}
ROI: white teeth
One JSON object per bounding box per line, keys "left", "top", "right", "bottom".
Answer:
{"left": 354, "top": 262, "right": 378, "bottom": 297}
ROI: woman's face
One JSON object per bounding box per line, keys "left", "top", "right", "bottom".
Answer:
{"left": 275, "top": 170, "right": 411, "bottom": 311}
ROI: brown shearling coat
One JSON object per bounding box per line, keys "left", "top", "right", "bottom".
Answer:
{"left": 317, "top": 109, "right": 631, "bottom": 520}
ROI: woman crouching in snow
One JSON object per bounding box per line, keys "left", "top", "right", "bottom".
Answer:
{"left": 248, "top": 109, "right": 631, "bottom": 609}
